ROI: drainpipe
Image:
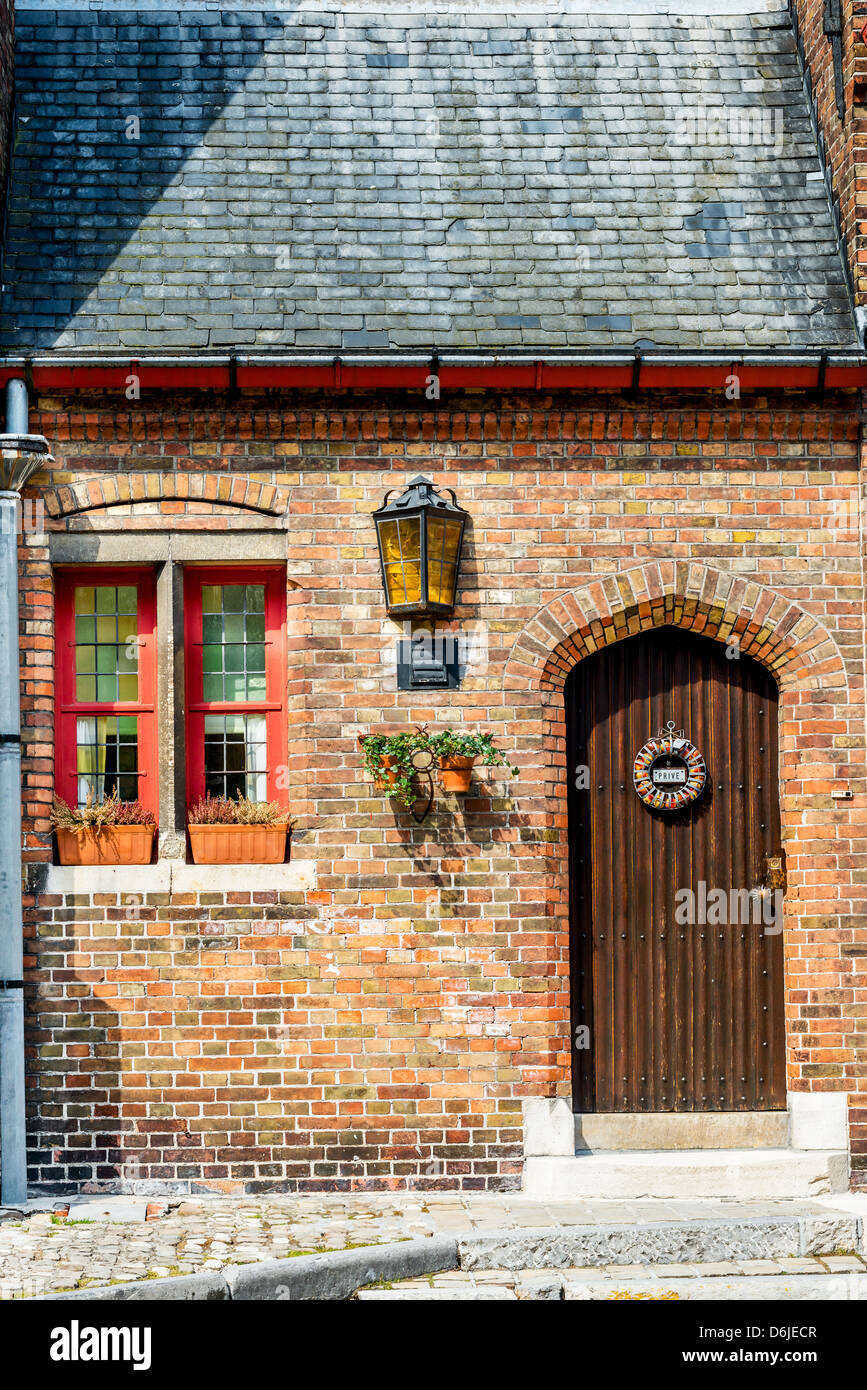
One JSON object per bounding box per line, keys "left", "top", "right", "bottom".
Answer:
{"left": 0, "top": 379, "right": 49, "bottom": 1207}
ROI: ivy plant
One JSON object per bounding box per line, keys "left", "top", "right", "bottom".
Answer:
{"left": 358, "top": 725, "right": 432, "bottom": 809}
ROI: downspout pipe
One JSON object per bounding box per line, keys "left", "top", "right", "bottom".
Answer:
{"left": 4, "top": 378, "right": 27, "bottom": 435}
{"left": 0, "top": 379, "right": 49, "bottom": 1207}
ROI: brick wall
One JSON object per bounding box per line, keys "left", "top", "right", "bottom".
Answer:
{"left": 0, "top": 0, "right": 13, "bottom": 238}
{"left": 18, "top": 388, "right": 867, "bottom": 1192}
{"left": 789, "top": 0, "right": 863, "bottom": 308}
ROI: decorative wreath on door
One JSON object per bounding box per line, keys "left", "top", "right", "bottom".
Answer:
{"left": 633, "top": 720, "right": 706, "bottom": 811}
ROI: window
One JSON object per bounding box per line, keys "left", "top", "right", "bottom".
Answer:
{"left": 184, "top": 567, "right": 288, "bottom": 807}
{"left": 54, "top": 568, "right": 158, "bottom": 816}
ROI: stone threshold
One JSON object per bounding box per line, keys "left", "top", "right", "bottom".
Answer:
{"left": 41, "top": 860, "right": 317, "bottom": 896}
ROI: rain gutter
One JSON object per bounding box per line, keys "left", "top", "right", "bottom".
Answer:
{"left": 0, "top": 349, "right": 864, "bottom": 393}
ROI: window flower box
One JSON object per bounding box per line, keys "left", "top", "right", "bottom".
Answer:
{"left": 55, "top": 823, "right": 155, "bottom": 866}
{"left": 51, "top": 791, "right": 156, "bottom": 865}
{"left": 188, "top": 822, "right": 288, "bottom": 865}
{"left": 186, "top": 794, "right": 291, "bottom": 864}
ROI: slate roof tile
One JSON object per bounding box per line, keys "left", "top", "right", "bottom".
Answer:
{"left": 0, "top": 4, "right": 857, "bottom": 352}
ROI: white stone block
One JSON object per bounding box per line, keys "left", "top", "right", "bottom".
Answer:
{"left": 522, "top": 1099, "right": 574, "bottom": 1157}
{"left": 788, "top": 1092, "right": 850, "bottom": 1152}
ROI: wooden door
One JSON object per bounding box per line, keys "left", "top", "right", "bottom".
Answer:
{"left": 566, "top": 628, "right": 786, "bottom": 1113}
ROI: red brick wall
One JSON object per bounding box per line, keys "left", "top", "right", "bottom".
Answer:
{"left": 0, "top": 0, "right": 13, "bottom": 237}
{"left": 18, "top": 389, "right": 867, "bottom": 1192}
{"left": 790, "top": 0, "right": 864, "bottom": 304}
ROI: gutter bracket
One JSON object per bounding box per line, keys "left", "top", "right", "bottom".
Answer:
{"left": 631, "top": 349, "right": 642, "bottom": 393}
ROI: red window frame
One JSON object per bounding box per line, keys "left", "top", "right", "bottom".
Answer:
{"left": 183, "top": 566, "right": 288, "bottom": 809}
{"left": 54, "top": 567, "right": 158, "bottom": 818}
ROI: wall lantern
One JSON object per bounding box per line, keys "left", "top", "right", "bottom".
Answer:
{"left": 372, "top": 476, "right": 469, "bottom": 689}
{"left": 373, "top": 475, "right": 468, "bottom": 619}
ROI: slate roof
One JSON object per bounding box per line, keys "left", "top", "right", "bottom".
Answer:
{"left": 0, "top": 3, "right": 858, "bottom": 353}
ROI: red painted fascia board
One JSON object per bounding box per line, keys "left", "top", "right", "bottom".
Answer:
{"left": 1, "top": 359, "right": 865, "bottom": 392}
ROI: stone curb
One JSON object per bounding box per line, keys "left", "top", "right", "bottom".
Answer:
{"left": 33, "top": 1237, "right": 459, "bottom": 1302}
{"left": 28, "top": 1214, "right": 866, "bottom": 1300}
{"left": 459, "top": 1216, "right": 864, "bottom": 1270}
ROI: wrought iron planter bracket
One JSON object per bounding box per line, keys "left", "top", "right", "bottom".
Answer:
{"left": 409, "top": 750, "right": 435, "bottom": 823}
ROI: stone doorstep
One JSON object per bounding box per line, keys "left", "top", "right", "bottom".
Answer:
{"left": 525, "top": 1093, "right": 851, "bottom": 1158}
{"left": 574, "top": 1110, "right": 789, "bottom": 1152}
{"left": 522, "top": 1148, "right": 850, "bottom": 1201}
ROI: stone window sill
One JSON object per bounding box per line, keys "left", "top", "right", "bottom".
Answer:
{"left": 42, "top": 860, "right": 316, "bottom": 896}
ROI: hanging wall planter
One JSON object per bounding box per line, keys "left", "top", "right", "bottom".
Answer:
{"left": 51, "top": 792, "right": 156, "bottom": 866}
{"left": 372, "top": 754, "right": 404, "bottom": 794}
{"left": 428, "top": 729, "right": 519, "bottom": 795}
{"left": 360, "top": 727, "right": 518, "bottom": 814}
{"left": 438, "top": 755, "right": 476, "bottom": 793}
{"left": 358, "top": 728, "right": 431, "bottom": 809}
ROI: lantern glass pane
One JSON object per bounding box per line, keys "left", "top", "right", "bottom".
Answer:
{"left": 427, "top": 563, "right": 444, "bottom": 606}
{"left": 442, "top": 519, "right": 462, "bottom": 561}
{"left": 398, "top": 517, "right": 420, "bottom": 559}
{"left": 428, "top": 563, "right": 457, "bottom": 608}
{"left": 424, "top": 515, "right": 462, "bottom": 607}
{"left": 378, "top": 514, "right": 422, "bottom": 607}
{"left": 402, "top": 561, "right": 422, "bottom": 603}
{"left": 378, "top": 519, "right": 402, "bottom": 564}
{"left": 384, "top": 564, "right": 405, "bottom": 607}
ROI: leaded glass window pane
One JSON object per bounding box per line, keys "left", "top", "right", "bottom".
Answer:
{"left": 75, "top": 715, "right": 139, "bottom": 805}
{"left": 74, "top": 585, "right": 139, "bottom": 703}
{"left": 203, "top": 714, "right": 267, "bottom": 800}
{"left": 200, "top": 584, "right": 268, "bottom": 702}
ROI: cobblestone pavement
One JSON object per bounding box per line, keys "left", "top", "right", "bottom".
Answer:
{"left": 354, "top": 1254, "right": 867, "bottom": 1301}
{"left": 1, "top": 1192, "right": 865, "bottom": 1299}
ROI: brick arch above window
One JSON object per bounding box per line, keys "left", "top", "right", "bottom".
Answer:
{"left": 503, "top": 560, "right": 848, "bottom": 695}
{"left": 42, "top": 471, "right": 291, "bottom": 522}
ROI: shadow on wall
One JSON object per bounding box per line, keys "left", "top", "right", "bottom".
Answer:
{"left": 1, "top": 7, "right": 273, "bottom": 349}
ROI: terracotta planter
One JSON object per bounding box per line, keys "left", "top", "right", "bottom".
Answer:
{"left": 372, "top": 754, "right": 403, "bottom": 794}
{"left": 188, "top": 823, "right": 288, "bottom": 865}
{"left": 438, "top": 755, "right": 476, "bottom": 793}
{"left": 55, "top": 824, "right": 155, "bottom": 866}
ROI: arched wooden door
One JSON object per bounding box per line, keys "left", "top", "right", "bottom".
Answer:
{"left": 566, "top": 628, "right": 786, "bottom": 1113}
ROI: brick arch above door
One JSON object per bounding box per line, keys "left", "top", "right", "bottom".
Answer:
{"left": 503, "top": 560, "right": 847, "bottom": 696}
